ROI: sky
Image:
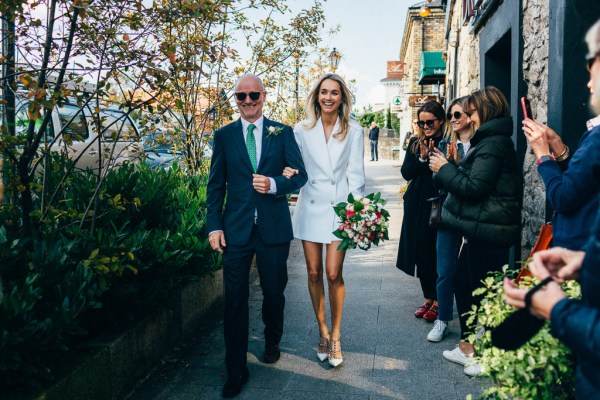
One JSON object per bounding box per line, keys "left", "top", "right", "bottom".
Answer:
{"left": 317, "top": 0, "right": 410, "bottom": 110}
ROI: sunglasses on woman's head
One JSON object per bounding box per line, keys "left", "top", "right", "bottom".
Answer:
{"left": 417, "top": 119, "right": 438, "bottom": 128}
{"left": 234, "top": 91, "right": 262, "bottom": 101}
{"left": 447, "top": 111, "right": 463, "bottom": 120}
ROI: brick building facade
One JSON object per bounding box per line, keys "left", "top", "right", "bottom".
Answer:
{"left": 398, "top": 0, "right": 447, "bottom": 124}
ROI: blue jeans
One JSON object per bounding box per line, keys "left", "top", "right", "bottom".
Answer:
{"left": 370, "top": 140, "right": 378, "bottom": 160}
{"left": 435, "top": 228, "right": 462, "bottom": 321}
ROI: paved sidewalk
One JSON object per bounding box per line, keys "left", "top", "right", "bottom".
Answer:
{"left": 129, "top": 159, "right": 485, "bottom": 400}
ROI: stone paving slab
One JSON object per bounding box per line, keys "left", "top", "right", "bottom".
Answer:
{"left": 128, "top": 159, "right": 485, "bottom": 400}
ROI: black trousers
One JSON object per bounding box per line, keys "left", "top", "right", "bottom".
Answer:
{"left": 222, "top": 225, "right": 290, "bottom": 377}
{"left": 419, "top": 268, "right": 438, "bottom": 301}
{"left": 454, "top": 239, "right": 509, "bottom": 339}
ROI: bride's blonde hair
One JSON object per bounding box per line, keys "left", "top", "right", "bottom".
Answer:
{"left": 303, "top": 73, "right": 353, "bottom": 141}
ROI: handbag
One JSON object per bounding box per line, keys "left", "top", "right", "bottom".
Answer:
{"left": 426, "top": 194, "right": 446, "bottom": 228}
{"left": 515, "top": 223, "right": 553, "bottom": 283}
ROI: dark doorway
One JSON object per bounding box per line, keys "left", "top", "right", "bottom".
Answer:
{"left": 483, "top": 31, "right": 512, "bottom": 104}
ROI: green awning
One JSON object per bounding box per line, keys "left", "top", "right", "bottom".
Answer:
{"left": 418, "top": 52, "right": 446, "bottom": 85}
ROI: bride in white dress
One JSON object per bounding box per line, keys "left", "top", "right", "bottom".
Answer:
{"left": 284, "top": 73, "right": 365, "bottom": 367}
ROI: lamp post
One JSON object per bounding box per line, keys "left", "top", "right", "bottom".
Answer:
{"left": 294, "top": 48, "right": 300, "bottom": 122}
{"left": 419, "top": 6, "right": 430, "bottom": 95}
{"left": 329, "top": 47, "right": 341, "bottom": 73}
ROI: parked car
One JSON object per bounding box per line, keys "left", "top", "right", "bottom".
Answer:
{"left": 143, "top": 131, "right": 213, "bottom": 170}
{"left": 13, "top": 99, "right": 143, "bottom": 172}
{"left": 144, "top": 132, "right": 183, "bottom": 170}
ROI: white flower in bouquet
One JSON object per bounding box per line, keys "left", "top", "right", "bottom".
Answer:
{"left": 332, "top": 192, "right": 390, "bottom": 251}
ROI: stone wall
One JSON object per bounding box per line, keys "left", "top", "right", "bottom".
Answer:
{"left": 17, "top": 271, "right": 225, "bottom": 400}
{"left": 363, "top": 129, "right": 404, "bottom": 161}
{"left": 446, "top": 0, "right": 480, "bottom": 99}
{"left": 521, "top": 0, "right": 550, "bottom": 257}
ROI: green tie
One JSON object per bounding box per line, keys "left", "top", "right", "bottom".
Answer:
{"left": 246, "top": 123, "right": 257, "bottom": 172}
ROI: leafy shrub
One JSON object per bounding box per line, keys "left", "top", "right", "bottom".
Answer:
{"left": 466, "top": 267, "right": 579, "bottom": 399}
{"left": 0, "top": 236, "right": 97, "bottom": 388}
{"left": 0, "top": 153, "right": 218, "bottom": 388}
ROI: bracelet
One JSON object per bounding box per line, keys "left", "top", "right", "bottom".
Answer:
{"left": 554, "top": 145, "right": 570, "bottom": 162}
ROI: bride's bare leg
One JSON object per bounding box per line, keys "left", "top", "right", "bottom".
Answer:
{"left": 325, "top": 241, "right": 346, "bottom": 347}
{"left": 302, "top": 241, "right": 328, "bottom": 337}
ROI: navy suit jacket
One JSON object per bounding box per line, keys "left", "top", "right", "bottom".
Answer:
{"left": 206, "top": 117, "right": 307, "bottom": 246}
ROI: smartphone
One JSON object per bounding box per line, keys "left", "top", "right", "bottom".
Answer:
{"left": 521, "top": 97, "right": 533, "bottom": 119}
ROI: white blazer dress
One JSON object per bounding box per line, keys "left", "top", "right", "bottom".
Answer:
{"left": 292, "top": 118, "right": 366, "bottom": 243}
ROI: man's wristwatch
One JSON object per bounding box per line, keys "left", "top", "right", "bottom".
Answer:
{"left": 537, "top": 155, "right": 555, "bottom": 165}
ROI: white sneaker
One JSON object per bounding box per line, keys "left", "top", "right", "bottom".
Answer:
{"left": 442, "top": 345, "right": 474, "bottom": 366}
{"left": 464, "top": 361, "right": 484, "bottom": 377}
{"left": 427, "top": 320, "right": 449, "bottom": 342}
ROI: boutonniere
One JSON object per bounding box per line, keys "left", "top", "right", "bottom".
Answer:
{"left": 265, "top": 125, "right": 283, "bottom": 137}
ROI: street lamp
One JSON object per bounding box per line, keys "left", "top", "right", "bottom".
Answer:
{"left": 329, "top": 47, "right": 341, "bottom": 72}
{"left": 293, "top": 48, "right": 300, "bottom": 123}
{"left": 419, "top": 6, "right": 430, "bottom": 95}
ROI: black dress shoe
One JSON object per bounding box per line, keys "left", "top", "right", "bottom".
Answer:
{"left": 222, "top": 368, "right": 249, "bottom": 398}
{"left": 264, "top": 343, "right": 281, "bottom": 364}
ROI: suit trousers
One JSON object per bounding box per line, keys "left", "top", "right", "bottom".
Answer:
{"left": 222, "top": 224, "right": 290, "bottom": 377}
{"left": 370, "top": 140, "right": 379, "bottom": 161}
{"left": 454, "top": 239, "right": 509, "bottom": 339}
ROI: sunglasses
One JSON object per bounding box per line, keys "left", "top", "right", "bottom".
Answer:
{"left": 417, "top": 119, "right": 438, "bottom": 128}
{"left": 447, "top": 111, "right": 463, "bottom": 120}
{"left": 234, "top": 91, "right": 262, "bottom": 101}
{"left": 586, "top": 53, "right": 599, "bottom": 72}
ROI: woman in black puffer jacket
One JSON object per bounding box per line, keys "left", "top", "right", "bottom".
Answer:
{"left": 429, "top": 86, "right": 522, "bottom": 376}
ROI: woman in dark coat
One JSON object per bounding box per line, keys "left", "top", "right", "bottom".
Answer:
{"left": 429, "top": 87, "right": 521, "bottom": 376}
{"left": 397, "top": 101, "right": 448, "bottom": 322}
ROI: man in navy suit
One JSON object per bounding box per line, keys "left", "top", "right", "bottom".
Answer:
{"left": 206, "top": 74, "right": 307, "bottom": 398}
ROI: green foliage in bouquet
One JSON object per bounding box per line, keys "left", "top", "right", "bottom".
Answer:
{"left": 332, "top": 192, "right": 390, "bottom": 250}
{"left": 465, "top": 266, "right": 579, "bottom": 399}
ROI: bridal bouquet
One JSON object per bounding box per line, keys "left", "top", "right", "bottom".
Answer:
{"left": 332, "top": 192, "right": 390, "bottom": 251}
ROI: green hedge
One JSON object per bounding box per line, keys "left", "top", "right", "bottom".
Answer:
{"left": 466, "top": 267, "right": 578, "bottom": 399}
{"left": 0, "top": 155, "right": 219, "bottom": 389}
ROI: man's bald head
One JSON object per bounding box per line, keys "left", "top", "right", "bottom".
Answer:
{"left": 235, "top": 74, "right": 264, "bottom": 92}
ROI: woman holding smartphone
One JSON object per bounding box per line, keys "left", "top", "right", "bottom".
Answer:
{"left": 429, "top": 87, "right": 521, "bottom": 376}
{"left": 397, "top": 101, "right": 448, "bottom": 323}
{"left": 504, "top": 23, "right": 600, "bottom": 396}
{"left": 426, "top": 96, "right": 474, "bottom": 343}
{"left": 520, "top": 74, "right": 600, "bottom": 250}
